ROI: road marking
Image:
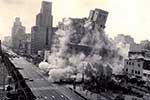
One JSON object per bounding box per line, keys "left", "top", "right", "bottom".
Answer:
{"left": 44, "top": 96, "right": 48, "bottom": 99}
{"left": 33, "top": 78, "right": 44, "bottom": 81}
{"left": 31, "top": 86, "right": 55, "bottom": 91}
{"left": 52, "top": 95, "right": 55, "bottom": 98}
{"left": 60, "top": 95, "right": 64, "bottom": 97}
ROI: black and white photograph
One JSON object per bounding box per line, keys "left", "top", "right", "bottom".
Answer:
{"left": 0, "top": 0, "right": 150, "bottom": 100}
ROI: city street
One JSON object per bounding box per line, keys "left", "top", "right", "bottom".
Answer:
{"left": 11, "top": 57, "right": 84, "bottom": 100}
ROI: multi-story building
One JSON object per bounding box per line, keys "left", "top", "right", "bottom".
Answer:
{"left": 124, "top": 59, "right": 144, "bottom": 78}
{"left": 52, "top": 8, "right": 109, "bottom": 55}
{"left": 88, "top": 8, "right": 108, "bottom": 28}
{"left": 124, "top": 45, "right": 150, "bottom": 82}
{"left": 20, "top": 33, "right": 31, "bottom": 56}
{"left": 11, "top": 17, "right": 26, "bottom": 52}
{"left": 31, "top": 1, "right": 53, "bottom": 54}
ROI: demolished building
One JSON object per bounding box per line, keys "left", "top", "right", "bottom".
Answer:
{"left": 39, "top": 8, "right": 126, "bottom": 82}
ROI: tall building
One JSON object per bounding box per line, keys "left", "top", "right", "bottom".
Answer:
{"left": 31, "top": 1, "right": 53, "bottom": 54}
{"left": 11, "top": 17, "right": 26, "bottom": 52}
{"left": 20, "top": 33, "right": 31, "bottom": 56}
{"left": 88, "top": 8, "right": 108, "bottom": 28}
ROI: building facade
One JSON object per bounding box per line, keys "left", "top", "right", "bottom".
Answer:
{"left": 31, "top": 1, "right": 53, "bottom": 54}
{"left": 124, "top": 58, "right": 150, "bottom": 82}
{"left": 88, "top": 8, "right": 108, "bottom": 28}
{"left": 124, "top": 59, "right": 144, "bottom": 77}
{"left": 20, "top": 33, "right": 31, "bottom": 56}
{"left": 11, "top": 17, "right": 26, "bottom": 52}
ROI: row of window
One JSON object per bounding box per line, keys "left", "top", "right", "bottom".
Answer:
{"left": 125, "top": 68, "right": 141, "bottom": 75}
{"left": 143, "top": 73, "right": 150, "bottom": 77}
{"left": 126, "top": 61, "right": 141, "bottom": 67}
{"left": 126, "top": 68, "right": 150, "bottom": 77}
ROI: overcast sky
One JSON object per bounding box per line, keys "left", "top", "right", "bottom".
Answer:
{"left": 0, "top": 0, "right": 150, "bottom": 42}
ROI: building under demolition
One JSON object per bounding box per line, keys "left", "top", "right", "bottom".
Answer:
{"left": 51, "top": 8, "right": 109, "bottom": 55}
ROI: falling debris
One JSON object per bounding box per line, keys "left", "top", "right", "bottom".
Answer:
{"left": 39, "top": 9, "right": 129, "bottom": 82}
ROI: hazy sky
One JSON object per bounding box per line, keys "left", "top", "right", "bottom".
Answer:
{"left": 0, "top": 0, "right": 150, "bottom": 42}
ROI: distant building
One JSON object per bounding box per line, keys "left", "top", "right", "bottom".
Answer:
{"left": 114, "top": 34, "right": 135, "bottom": 45}
{"left": 11, "top": 17, "right": 26, "bottom": 52}
{"left": 31, "top": 1, "right": 53, "bottom": 54}
{"left": 58, "top": 18, "right": 86, "bottom": 31}
{"left": 3, "top": 36, "right": 11, "bottom": 48}
{"left": 129, "top": 43, "right": 142, "bottom": 52}
{"left": 21, "top": 33, "right": 31, "bottom": 56}
{"left": 88, "top": 8, "right": 108, "bottom": 28}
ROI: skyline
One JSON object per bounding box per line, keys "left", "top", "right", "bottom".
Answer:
{"left": 0, "top": 0, "right": 150, "bottom": 42}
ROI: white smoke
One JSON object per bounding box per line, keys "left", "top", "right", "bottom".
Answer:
{"left": 39, "top": 18, "right": 128, "bottom": 82}
{"left": 39, "top": 61, "right": 50, "bottom": 73}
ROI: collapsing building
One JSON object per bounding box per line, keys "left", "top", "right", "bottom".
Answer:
{"left": 39, "top": 8, "right": 125, "bottom": 82}
{"left": 52, "top": 8, "right": 109, "bottom": 55}
{"left": 88, "top": 8, "right": 108, "bottom": 29}
{"left": 67, "top": 43, "right": 92, "bottom": 56}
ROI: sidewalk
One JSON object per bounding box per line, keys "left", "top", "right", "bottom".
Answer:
{"left": 66, "top": 85, "right": 115, "bottom": 100}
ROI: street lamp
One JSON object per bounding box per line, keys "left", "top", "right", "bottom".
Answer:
{"left": 82, "top": 62, "right": 86, "bottom": 83}
{"left": 72, "top": 75, "right": 76, "bottom": 90}
{"left": 72, "top": 71, "right": 77, "bottom": 91}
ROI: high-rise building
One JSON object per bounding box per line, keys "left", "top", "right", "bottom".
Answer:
{"left": 88, "top": 8, "right": 108, "bottom": 28}
{"left": 31, "top": 1, "right": 53, "bottom": 54}
{"left": 11, "top": 17, "right": 26, "bottom": 52}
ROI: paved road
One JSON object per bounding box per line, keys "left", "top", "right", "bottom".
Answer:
{"left": 11, "top": 57, "right": 84, "bottom": 100}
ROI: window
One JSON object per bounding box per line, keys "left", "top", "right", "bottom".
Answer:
{"left": 135, "top": 70, "right": 137, "bottom": 74}
{"left": 132, "top": 70, "right": 134, "bottom": 73}
{"left": 132, "top": 62, "right": 134, "bottom": 66}
{"left": 138, "top": 64, "right": 141, "bottom": 67}
{"left": 70, "top": 47, "right": 73, "bottom": 50}
{"left": 138, "top": 71, "right": 140, "bottom": 75}
{"left": 126, "top": 68, "right": 128, "bottom": 72}
{"left": 143, "top": 73, "right": 147, "bottom": 77}
{"left": 129, "top": 62, "right": 131, "bottom": 65}
{"left": 126, "top": 61, "right": 128, "bottom": 65}
{"left": 75, "top": 48, "right": 78, "bottom": 51}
